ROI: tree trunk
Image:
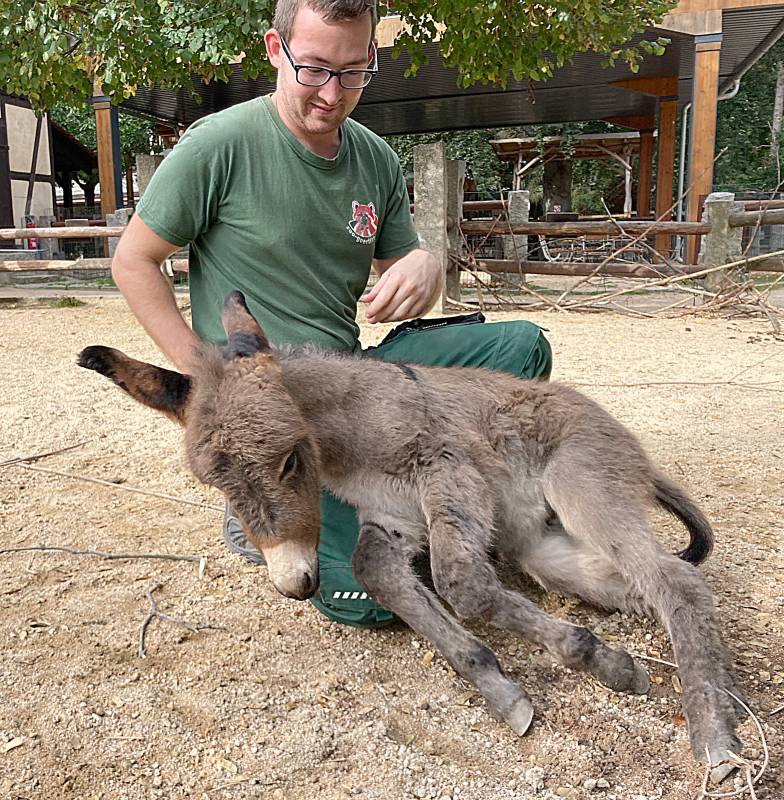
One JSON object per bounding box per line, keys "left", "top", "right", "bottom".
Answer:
{"left": 84, "top": 181, "right": 96, "bottom": 209}
{"left": 543, "top": 158, "right": 572, "bottom": 214}
{"left": 772, "top": 60, "right": 784, "bottom": 168}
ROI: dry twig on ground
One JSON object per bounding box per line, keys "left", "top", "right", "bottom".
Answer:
{"left": 7, "top": 462, "right": 223, "bottom": 512}
{"left": 138, "top": 581, "right": 224, "bottom": 658}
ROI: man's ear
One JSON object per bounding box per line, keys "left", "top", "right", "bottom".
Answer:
{"left": 78, "top": 346, "right": 192, "bottom": 425}
{"left": 264, "top": 29, "right": 282, "bottom": 68}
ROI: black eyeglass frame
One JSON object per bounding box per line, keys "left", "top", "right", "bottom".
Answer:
{"left": 278, "top": 34, "right": 378, "bottom": 89}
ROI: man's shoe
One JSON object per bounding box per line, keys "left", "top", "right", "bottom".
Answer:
{"left": 223, "top": 504, "right": 266, "bottom": 566}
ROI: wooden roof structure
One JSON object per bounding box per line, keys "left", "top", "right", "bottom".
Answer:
{"left": 90, "top": 0, "right": 784, "bottom": 260}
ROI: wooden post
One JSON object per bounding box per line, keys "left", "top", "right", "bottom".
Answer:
{"left": 637, "top": 129, "right": 654, "bottom": 217}
{"left": 92, "top": 92, "right": 117, "bottom": 217}
{"left": 445, "top": 159, "right": 465, "bottom": 307}
{"left": 413, "top": 141, "right": 449, "bottom": 313}
{"left": 698, "top": 191, "right": 744, "bottom": 293}
{"left": 686, "top": 34, "right": 722, "bottom": 265}
{"left": 655, "top": 99, "right": 678, "bottom": 257}
{"left": 0, "top": 107, "right": 13, "bottom": 230}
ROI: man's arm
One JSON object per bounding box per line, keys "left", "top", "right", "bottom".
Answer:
{"left": 112, "top": 214, "right": 202, "bottom": 373}
{"left": 361, "top": 248, "right": 442, "bottom": 324}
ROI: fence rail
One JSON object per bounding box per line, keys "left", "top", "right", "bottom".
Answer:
{"left": 460, "top": 220, "right": 712, "bottom": 236}
{"left": 0, "top": 226, "right": 125, "bottom": 240}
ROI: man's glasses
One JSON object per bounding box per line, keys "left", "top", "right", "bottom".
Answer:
{"left": 279, "top": 34, "right": 378, "bottom": 90}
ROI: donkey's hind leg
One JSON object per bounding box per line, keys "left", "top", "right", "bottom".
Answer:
{"left": 542, "top": 455, "right": 741, "bottom": 775}
{"left": 352, "top": 517, "right": 534, "bottom": 736}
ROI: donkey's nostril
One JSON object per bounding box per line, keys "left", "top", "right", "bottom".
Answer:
{"left": 303, "top": 570, "right": 319, "bottom": 599}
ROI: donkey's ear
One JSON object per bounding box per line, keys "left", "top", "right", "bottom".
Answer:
{"left": 221, "top": 290, "right": 272, "bottom": 360}
{"left": 78, "top": 346, "right": 192, "bottom": 424}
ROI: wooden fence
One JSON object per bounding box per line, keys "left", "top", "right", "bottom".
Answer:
{"left": 1, "top": 141, "right": 783, "bottom": 311}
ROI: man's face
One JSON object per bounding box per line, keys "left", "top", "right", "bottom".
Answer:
{"left": 266, "top": 6, "right": 374, "bottom": 144}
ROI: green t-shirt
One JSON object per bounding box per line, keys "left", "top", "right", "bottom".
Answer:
{"left": 136, "top": 96, "right": 419, "bottom": 352}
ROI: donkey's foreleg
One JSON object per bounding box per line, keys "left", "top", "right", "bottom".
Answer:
{"left": 351, "top": 519, "right": 533, "bottom": 736}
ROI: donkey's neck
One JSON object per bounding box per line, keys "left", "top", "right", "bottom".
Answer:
{"left": 275, "top": 348, "right": 387, "bottom": 478}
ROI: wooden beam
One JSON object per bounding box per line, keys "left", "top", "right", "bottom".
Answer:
{"left": 670, "top": 0, "right": 784, "bottom": 14}
{"left": 466, "top": 257, "right": 784, "bottom": 276}
{"left": 0, "top": 257, "right": 188, "bottom": 272}
{"left": 604, "top": 115, "right": 655, "bottom": 130}
{"left": 0, "top": 226, "right": 124, "bottom": 239}
{"left": 610, "top": 76, "right": 678, "bottom": 98}
{"left": 686, "top": 37, "right": 722, "bottom": 264}
{"left": 460, "top": 220, "right": 710, "bottom": 236}
{"left": 638, "top": 131, "right": 654, "bottom": 218}
{"left": 0, "top": 103, "right": 14, "bottom": 228}
{"left": 655, "top": 100, "right": 678, "bottom": 255}
{"left": 23, "top": 115, "right": 43, "bottom": 218}
{"left": 92, "top": 94, "right": 117, "bottom": 217}
{"left": 728, "top": 207, "right": 784, "bottom": 227}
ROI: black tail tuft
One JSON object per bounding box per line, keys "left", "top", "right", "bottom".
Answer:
{"left": 654, "top": 473, "right": 714, "bottom": 565}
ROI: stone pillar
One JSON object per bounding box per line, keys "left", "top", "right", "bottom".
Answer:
{"left": 105, "top": 207, "right": 134, "bottom": 258}
{"left": 136, "top": 154, "right": 164, "bottom": 199}
{"left": 698, "top": 192, "right": 744, "bottom": 293}
{"left": 413, "top": 141, "right": 449, "bottom": 313}
{"left": 502, "top": 190, "right": 530, "bottom": 283}
{"left": 37, "top": 214, "right": 57, "bottom": 260}
{"left": 445, "top": 159, "right": 465, "bottom": 307}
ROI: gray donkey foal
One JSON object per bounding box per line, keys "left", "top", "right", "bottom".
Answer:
{"left": 79, "top": 290, "right": 741, "bottom": 779}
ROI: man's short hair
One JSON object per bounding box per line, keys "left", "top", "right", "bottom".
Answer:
{"left": 273, "top": 0, "right": 377, "bottom": 43}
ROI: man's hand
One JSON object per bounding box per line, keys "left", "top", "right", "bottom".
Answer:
{"left": 361, "top": 248, "right": 442, "bottom": 324}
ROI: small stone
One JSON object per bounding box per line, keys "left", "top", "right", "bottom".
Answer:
{"left": 152, "top": 776, "right": 163, "bottom": 788}
{"left": 583, "top": 778, "right": 598, "bottom": 791}
{"left": 596, "top": 778, "right": 611, "bottom": 789}
{"left": 525, "top": 766, "right": 545, "bottom": 791}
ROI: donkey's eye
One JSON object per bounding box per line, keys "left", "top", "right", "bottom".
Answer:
{"left": 280, "top": 449, "right": 299, "bottom": 481}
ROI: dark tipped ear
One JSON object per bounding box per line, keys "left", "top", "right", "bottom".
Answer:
{"left": 78, "top": 345, "right": 192, "bottom": 424}
{"left": 221, "top": 291, "right": 272, "bottom": 359}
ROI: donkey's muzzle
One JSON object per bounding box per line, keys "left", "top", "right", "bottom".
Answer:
{"left": 275, "top": 563, "right": 319, "bottom": 601}
{"left": 263, "top": 539, "right": 319, "bottom": 601}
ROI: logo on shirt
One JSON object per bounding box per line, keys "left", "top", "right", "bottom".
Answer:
{"left": 347, "top": 201, "right": 378, "bottom": 244}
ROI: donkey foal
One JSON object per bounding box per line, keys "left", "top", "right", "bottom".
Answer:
{"left": 79, "top": 290, "right": 741, "bottom": 780}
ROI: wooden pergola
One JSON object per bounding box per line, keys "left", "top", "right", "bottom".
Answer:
{"left": 98, "top": 0, "right": 784, "bottom": 264}
{"left": 490, "top": 132, "right": 652, "bottom": 217}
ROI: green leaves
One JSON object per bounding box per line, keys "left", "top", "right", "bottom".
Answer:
{"left": 1, "top": 0, "right": 677, "bottom": 110}
{"left": 0, "top": 0, "right": 275, "bottom": 109}
{"left": 390, "top": 0, "right": 678, "bottom": 88}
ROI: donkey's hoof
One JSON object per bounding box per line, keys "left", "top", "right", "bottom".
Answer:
{"left": 593, "top": 648, "right": 650, "bottom": 694}
{"left": 504, "top": 696, "right": 534, "bottom": 736}
{"left": 629, "top": 662, "right": 651, "bottom": 695}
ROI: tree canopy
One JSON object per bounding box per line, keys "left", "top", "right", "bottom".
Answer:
{"left": 0, "top": 0, "right": 674, "bottom": 109}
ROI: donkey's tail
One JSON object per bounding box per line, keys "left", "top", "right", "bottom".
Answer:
{"left": 654, "top": 473, "right": 714, "bottom": 565}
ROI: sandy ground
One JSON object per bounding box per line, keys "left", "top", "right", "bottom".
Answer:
{"left": 1, "top": 295, "right": 782, "bottom": 800}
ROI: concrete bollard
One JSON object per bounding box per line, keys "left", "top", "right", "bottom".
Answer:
{"left": 698, "top": 192, "right": 744, "bottom": 294}
{"left": 502, "top": 190, "right": 530, "bottom": 284}
{"left": 414, "top": 141, "right": 449, "bottom": 313}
